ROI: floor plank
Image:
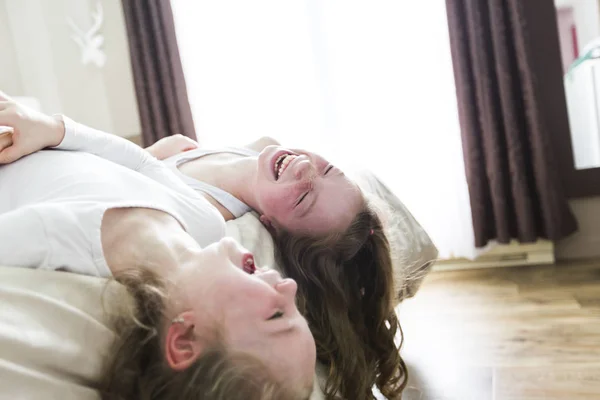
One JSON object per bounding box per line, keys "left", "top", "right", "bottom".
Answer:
{"left": 397, "top": 260, "right": 600, "bottom": 400}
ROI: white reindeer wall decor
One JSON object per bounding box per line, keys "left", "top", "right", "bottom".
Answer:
{"left": 67, "top": 2, "right": 106, "bottom": 68}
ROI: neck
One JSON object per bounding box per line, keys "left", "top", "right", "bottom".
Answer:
{"left": 209, "top": 156, "right": 262, "bottom": 212}
{"left": 139, "top": 226, "right": 199, "bottom": 278}
{"left": 102, "top": 208, "right": 202, "bottom": 321}
{"left": 151, "top": 231, "right": 203, "bottom": 317}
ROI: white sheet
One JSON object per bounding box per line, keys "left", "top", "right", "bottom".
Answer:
{"left": 0, "top": 267, "right": 121, "bottom": 400}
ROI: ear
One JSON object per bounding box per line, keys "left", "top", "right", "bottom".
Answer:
{"left": 259, "top": 215, "right": 277, "bottom": 234}
{"left": 164, "top": 312, "right": 204, "bottom": 371}
{"left": 259, "top": 214, "right": 272, "bottom": 229}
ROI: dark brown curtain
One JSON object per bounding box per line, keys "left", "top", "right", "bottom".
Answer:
{"left": 445, "top": 0, "right": 577, "bottom": 247}
{"left": 122, "top": 0, "right": 196, "bottom": 146}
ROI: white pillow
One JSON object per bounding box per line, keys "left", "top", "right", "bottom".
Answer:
{"left": 350, "top": 169, "right": 438, "bottom": 300}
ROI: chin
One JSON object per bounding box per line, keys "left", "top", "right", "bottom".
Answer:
{"left": 257, "top": 148, "right": 275, "bottom": 181}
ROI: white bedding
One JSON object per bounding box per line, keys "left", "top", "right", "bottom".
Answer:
{"left": 0, "top": 267, "right": 123, "bottom": 400}
{"left": 0, "top": 170, "right": 436, "bottom": 399}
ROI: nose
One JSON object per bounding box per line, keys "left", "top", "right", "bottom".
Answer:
{"left": 293, "top": 156, "right": 317, "bottom": 181}
{"left": 257, "top": 268, "right": 298, "bottom": 298}
{"left": 276, "top": 278, "right": 298, "bottom": 315}
{"left": 257, "top": 268, "right": 299, "bottom": 314}
{"left": 257, "top": 268, "right": 283, "bottom": 287}
{"left": 276, "top": 278, "right": 298, "bottom": 299}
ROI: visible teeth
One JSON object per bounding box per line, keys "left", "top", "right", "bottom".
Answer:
{"left": 244, "top": 258, "right": 255, "bottom": 274}
{"left": 276, "top": 155, "right": 296, "bottom": 179}
{"left": 274, "top": 154, "right": 296, "bottom": 179}
{"left": 274, "top": 155, "right": 286, "bottom": 175}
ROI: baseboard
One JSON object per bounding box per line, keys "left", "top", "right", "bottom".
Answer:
{"left": 433, "top": 240, "right": 555, "bottom": 271}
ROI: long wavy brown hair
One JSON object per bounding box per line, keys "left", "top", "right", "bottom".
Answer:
{"left": 100, "top": 269, "right": 300, "bottom": 400}
{"left": 273, "top": 202, "right": 408, "bottom": 399}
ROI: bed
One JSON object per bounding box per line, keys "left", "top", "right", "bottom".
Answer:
{"left": 0, "top": 170, "right": 437, "bottom": 399}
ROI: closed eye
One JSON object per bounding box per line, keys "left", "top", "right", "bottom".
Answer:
{"left": 296, "top": 192, "right": 308, "bottom": 206}
{"left": 268, "top": 311, "right": 284, "bottom": 320}
{"left": 324, "top": 165, "right": 334, "bottom": 175}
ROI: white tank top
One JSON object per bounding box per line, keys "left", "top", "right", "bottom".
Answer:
{"left": 0, "top": 117, "right": 226, "bottom": 278}
{"left": 162, "top": 147, "right": 258, "bottom": 218}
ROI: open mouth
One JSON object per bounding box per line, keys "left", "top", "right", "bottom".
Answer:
{"left": 273, "top": 153, "right": 297, "bottom": 180}
{"left": 243, "top": 254, "right": 256, "bottom": 274}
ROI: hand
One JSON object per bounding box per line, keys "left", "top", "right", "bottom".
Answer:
{"left": 146, "top": 134, "right": 199, "bottom": 160}
{"left": 0, "top": 93, "right": 65, "bottom": 164}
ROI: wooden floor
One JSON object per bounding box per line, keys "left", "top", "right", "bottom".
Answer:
{"left": 397, "top": 259, "right": 600, "bottom": 400}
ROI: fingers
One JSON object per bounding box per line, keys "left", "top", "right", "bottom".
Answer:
{"left": 0, "top": 123, "right": 13, "bottom": 134}
{"left": 168, "top": 133, "right": 198, "bottom": 152}
{"left": 0, "top": 147, "right": 21, "bottom": 164}
{"left": 0, "top": 90, "right": 14, "bottom": 102}
{"left": 184, "top": 136, "right": 199, "bottom": 146}
{"left": 0, "top": 102, "right": 13, "bottom": 112}
{"left": 0, "top": 131, "right": 13, "bottom": 150}
{"left": 0, "top": 136, "right": 19, "bottom": 164}
{"left": 179, "top": 135, "right": 199, "bottom": 151}
{"left": 0, "top": 106, "right": 16, "bottom": 123}
{"left": 0, "top": 129, "right": 22, "bottom": 165}
{"left": 0, "top": 106, "right": 21, "bottom": 130}
{"left": 182, "top": 141, "right": 199, "bottom": 152}
{"left": 0, "top": 88, "right": 19, "bottom": 112}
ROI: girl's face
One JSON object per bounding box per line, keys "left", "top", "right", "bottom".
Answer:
{"left": 174, "top": 238, "right": 316, "bottom": 393}
{"left": 255, "top": 145, "right": 363, "bottom": 235}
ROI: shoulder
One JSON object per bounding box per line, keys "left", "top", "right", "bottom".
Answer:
{"left": 243, "top": 136, "right": 280, "bottom": 152}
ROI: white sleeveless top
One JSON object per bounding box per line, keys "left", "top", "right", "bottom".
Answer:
{"left": 0, "top": 117, "right": 226, "bottom": 278}
{"left": 162, "top": 147, "right": 257, "bottom": 218}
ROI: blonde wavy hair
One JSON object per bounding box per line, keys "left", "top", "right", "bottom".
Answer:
{"left": 100, "top": 269, "right": 302, "bottom": 400}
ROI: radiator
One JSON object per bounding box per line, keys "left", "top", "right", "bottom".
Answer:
{"left": 433, "top": 240, "right": 555, "bottom": 271}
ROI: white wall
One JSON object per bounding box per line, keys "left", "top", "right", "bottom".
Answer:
{"left": 0, "top": 0, "right": 140, "bottom": 138}
{"left": 555, "top": 0, "right": 600, "bottom": 51}
{"left": 557, "top": 197, "right": 600, "bottom": 259}
{"left": 0, "top": 1, "right": 23, "bottom": 95}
